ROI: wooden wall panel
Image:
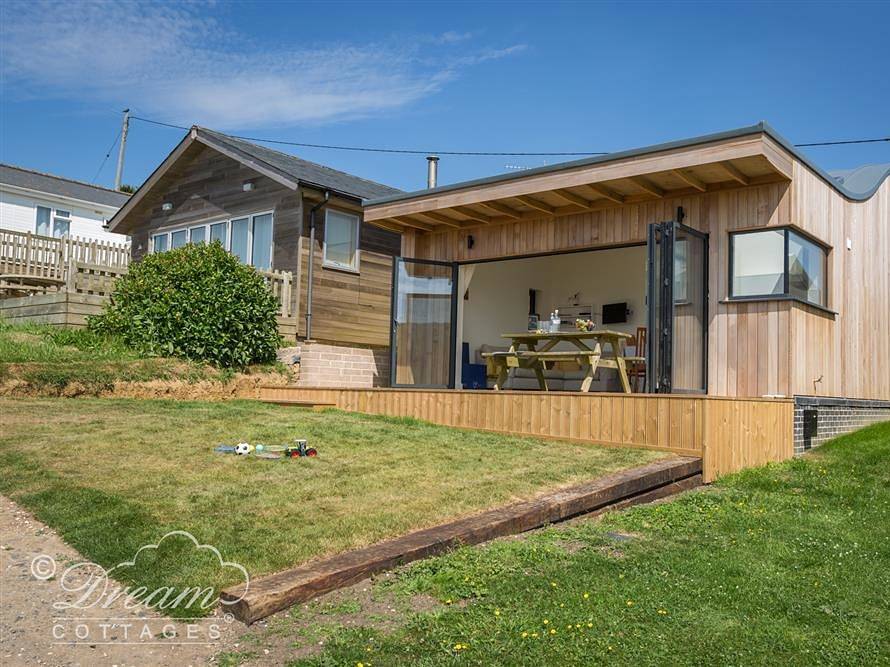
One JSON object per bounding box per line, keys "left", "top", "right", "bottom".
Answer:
{"left": 259, "top": 386, "right": 793, "bottom": 482}
{"left": 405, "top": 182, "right": 796, "bottom": 398}
{"left": 128, "top": 144, "right": 300, "bottom": 264}
{"left": 295, "top": 201, "right": 398, "bottom": 348}
{"left": 789, "top": 166, "right": 889, "bottom": 400}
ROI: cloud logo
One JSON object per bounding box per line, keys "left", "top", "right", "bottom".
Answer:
{"left": 52, "top": 531, "right": 249, "bottom": 613}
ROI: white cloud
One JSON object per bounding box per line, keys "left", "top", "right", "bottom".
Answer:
{"left": 0, "top": 1, "right": 525, "bottom": 129}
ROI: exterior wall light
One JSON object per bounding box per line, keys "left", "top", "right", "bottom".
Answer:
{"left": 162, "top": 202, "right": 173, "bottom": 212}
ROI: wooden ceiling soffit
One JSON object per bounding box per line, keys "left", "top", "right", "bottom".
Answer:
{"left": 672, "top": 168, "right": 707, "bottom": 192}
{"left": 392, "top": 216, "right": 435, "bottom": 232}
{"left": 629, "top": 176, "right": 665, "bottom": 198}
{"left": 582, "top": 183, "right": 625, "bottom": 204}
{"left": 476, "top": 200, "right": 522, "bottom": 219}
{"left": 370, "top": 219, "right": 407, "bottom": 234}
{"left": 551, "top": 188, "right": 593, "bottom": 209}
{"left": 452, "top": 206, "right": 492, "bottom": 224}
{"left": 514, "top": 195, "right": 555, "bottom": 214}
{"left": 716, "top": 160, "right": 750, "bottom": 185}
{"left": 414, "top": 211, "right": 466, "bottom": 228}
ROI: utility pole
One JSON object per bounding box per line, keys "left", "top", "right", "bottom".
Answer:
{"left": 114, "top": 108, "right": 130, "bottom": 191}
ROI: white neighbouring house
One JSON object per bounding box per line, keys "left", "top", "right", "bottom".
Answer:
{"left": 0, "top": 163, "right": 130, "bottom": 244}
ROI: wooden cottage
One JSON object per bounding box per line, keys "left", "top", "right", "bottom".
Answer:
{"left": 108, "top": 126, "right": 402, "bottom": 387}
{"left": 268, "top": 122, "right": 888, "bottom": 480}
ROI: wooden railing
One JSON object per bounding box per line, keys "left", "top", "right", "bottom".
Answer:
{"left": 1, "top": 230, "right": 130, "bottom": 282}
{"left": 258, "top": 268, "right": 295, "bottom": 318}
{"left": 2, "top": 229, "right": 295, "bottom": 318}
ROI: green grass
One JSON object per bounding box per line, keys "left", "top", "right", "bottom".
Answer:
{"left": 0, "top": 398, "right": 661, "bottom": 618}
{"left": 0, "top": 322, "right": 276, "bottom": 391}
{"left": 284, "top": 422, "right": 890, "bottom": 666}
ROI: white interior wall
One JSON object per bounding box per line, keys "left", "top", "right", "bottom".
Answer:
{"left": 459, "top": 245, "right": 648, "bottom": 364}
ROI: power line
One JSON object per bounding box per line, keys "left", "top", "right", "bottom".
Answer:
{"left": 91, "top": 129, "right": 122, "bottom": 184}
{"left": 128, "top": 114, "right": 889, "bottom": 157}
{"left": 795, "top": 137, "right": 890, "bottom": 147}
{"left": 129, "top": 115, "right": 608, "bottom": 156}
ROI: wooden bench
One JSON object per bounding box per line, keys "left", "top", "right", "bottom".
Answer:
{"left": 484, "top": 349, "right": 615, "bottom": 392}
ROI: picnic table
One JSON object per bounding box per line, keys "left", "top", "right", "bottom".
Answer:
{"left": 483, "top": 330, "right": 639, "bottom": 393}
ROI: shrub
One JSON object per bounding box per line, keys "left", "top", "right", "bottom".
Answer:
{"left": 89, "top": 242, "right": 281, "bottom": 367}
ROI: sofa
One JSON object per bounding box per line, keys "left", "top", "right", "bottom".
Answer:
{"left": 475, "top": 343, "right": 623, "bottom": 392}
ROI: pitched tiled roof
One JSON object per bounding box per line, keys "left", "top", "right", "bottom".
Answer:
{"left": 196, "top": 127, "right": 401, "bottom": 200}
{"left": 0, "top": 163, "right": 130, "bottom": 208}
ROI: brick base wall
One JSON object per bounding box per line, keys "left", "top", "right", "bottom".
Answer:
{"left": 294, "top": 342, "right": 390, "bottom": 388}
{"left": 793, "top": 396, "right": 890, "bottom": 455}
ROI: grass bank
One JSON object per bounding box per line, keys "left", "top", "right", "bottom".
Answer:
{"left": 0, "top": 322, "right": 283, "bottom": 394}
{"left": 0, "top": 398, "right": 662, "bottom": 618}
{"left": 264, "top": 421, "right": 890, "bottom": 666}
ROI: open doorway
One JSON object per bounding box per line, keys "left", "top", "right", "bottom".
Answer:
{"left": 456, "top": 245, "right": 647, "bottom": 391}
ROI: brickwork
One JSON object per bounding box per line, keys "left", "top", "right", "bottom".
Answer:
{"left": 294, "top": 342, "right": 390, "bottom": 388}
{"left": 793, "top": 397, "right": 890, "bottom": 454}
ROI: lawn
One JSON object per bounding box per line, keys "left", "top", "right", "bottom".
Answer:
{"left": 0, "top": 322, "right": 241, "bottom": 392}
{"left": 0, "top": 398, "right": 663, "bottom": 617}
{"left": 254, "top": 421, "right": 890, "bottom": 666}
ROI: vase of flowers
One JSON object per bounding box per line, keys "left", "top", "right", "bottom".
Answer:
{"left": 575, "top": 318, "right": 595, "bottom": 332}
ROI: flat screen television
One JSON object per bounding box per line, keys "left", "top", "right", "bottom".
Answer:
{"left": 601, "top": 302, "right": 628, "bottom": 325}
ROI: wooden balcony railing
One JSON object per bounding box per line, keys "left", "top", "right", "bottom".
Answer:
{"left": 2, "top": 229, "right": 295, "bottom": 318}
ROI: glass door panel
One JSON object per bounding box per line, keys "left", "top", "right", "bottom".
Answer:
{"left": 391, "top": 258, "right": 457, "bottom": 388}
{"left": 672, "top": 225, "right": 707, "bottom": 392}
{"left": 648, "top": 221, "right": 708, "bottom": 393}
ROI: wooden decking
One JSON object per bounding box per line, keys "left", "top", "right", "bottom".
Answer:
{"left": 221, "top": 456, "right": 703, "bottom": 623}
{"left": 258, "top": 386, "right": 795, "bottom": 483}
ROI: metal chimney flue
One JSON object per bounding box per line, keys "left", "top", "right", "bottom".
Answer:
{"left": 426, "top": 155, "right": 439, "bottom": 188}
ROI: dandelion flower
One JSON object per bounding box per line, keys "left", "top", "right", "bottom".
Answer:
{"left": 543, "top": 619, "right": 549, "bottom": 625}
{"left": 583, "top": 592, "right": 589, "bottom": 599}
{"left": 626, "top": 600, "right": 634, "bottom": 606}
{"left": 522, "top": 632, "right": 528, "bottom": 638}
{"left": 550, "top": 629, "right": 556, "bottom": 635}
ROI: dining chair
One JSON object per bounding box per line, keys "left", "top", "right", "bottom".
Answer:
{"left": 626, "top": 326, "right": 647, "bottom": 392}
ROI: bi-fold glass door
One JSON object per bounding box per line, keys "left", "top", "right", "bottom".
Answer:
{"left": 648, "top": 222, "right": 708, "bottom": 393}
{"left": 390, "top": 258, "right": 458, "bottom": 388}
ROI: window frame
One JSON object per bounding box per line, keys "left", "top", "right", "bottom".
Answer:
{"left": 322, "top": 208, "right": 361, "bottom": 273}
{"left": 728, "top": 227, "right": 829, "bottom": 309}
{"left": 35, "top": 204, "right": 72, "bottom": 238}
{"left": 149, "top": 211, "right": 274, "bottom": 270}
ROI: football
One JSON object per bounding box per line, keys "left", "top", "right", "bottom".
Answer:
{"left": 234, "top": 442, "right": 252, "bottom": 456}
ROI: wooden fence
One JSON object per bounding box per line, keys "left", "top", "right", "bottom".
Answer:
{"left": 1, "top": 230, "right": 295, "bottom": 320}
{"left": 259, "top": 386, "right": 794, "bottom": 482}
{"left": 0, "top": 229, "right": 130, "bottom": 280}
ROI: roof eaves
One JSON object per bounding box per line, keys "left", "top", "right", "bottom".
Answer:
{"left": 366, "top": 121, "right": 888, "bottom": 206}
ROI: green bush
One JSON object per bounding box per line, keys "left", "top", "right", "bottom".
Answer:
{"left": 89, "top": 242, "right": 281, "bottom": 367}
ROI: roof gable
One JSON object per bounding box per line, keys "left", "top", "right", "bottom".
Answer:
{"left": 0, "top": 163, "right": 130, "bottom": 209}
{"left": 109, "top": 126, "right": 400, "bottom": 233}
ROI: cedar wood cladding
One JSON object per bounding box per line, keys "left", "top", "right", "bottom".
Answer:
{"left": 125, "top": 142, "right": 400, "bottom": 347}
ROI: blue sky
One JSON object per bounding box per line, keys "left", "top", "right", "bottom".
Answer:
{"left": 1, "top": 1, "right": 887, "bottom": 194}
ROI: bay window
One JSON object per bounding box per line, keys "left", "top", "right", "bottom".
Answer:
{"left": 729, "top": 228, "right": 828, "bottom": 308}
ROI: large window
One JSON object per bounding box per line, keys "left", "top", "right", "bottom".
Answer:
{"left": 730, "top": 228, "right": 828, "bottom": 308}
{"left": 323, "top": 209, "right": 360, "bottom": 271}
{"left": 150, "top": 211, "right": 274, "bottom": 270}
